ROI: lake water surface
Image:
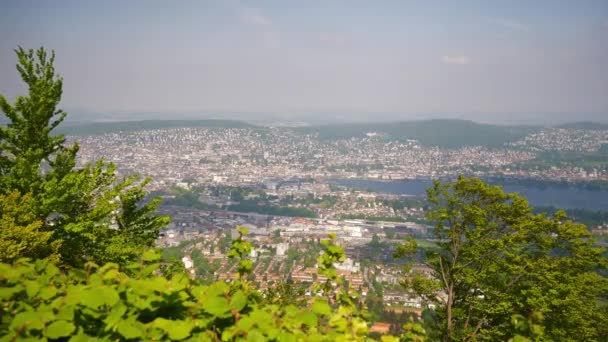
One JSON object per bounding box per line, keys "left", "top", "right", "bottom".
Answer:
{"left": 330, "top": 179, "right": 608, "bottom": 211}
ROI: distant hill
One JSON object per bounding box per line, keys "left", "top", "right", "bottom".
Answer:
{"left": 555, "top": 122, "right": 608, "bottom": 131}
{"left": 54, "top": 118, "right": 541, "bottom": 147}
{"left": 57, "top": 119, "right": 256, "bottom": 135}
{"left": 293, "top": 119, "right": 539, "bottom": 148}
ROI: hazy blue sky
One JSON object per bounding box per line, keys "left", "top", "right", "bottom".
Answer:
{"left": 1, "top": 0, "right": 607, "bottom": 124}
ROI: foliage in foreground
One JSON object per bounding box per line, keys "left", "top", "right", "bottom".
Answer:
{"left": 396, "top": 176, "right": 608, "bottom": 341}
{"left": 0, "top": 47, "right": 169, "bottom": 267}
{"left": 0, "top": 231, "right": 415, "bottom": 341}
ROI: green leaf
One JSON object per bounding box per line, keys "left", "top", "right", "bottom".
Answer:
{"left": 230, "top": 290, "right": 248, "bottom": 312}
{"left": 276, "top": 332, "right": 297, "bottom": 342}
{"left": 81, "top": 288, "right": 105, "bottom": 309}
{"left": 236, "top": 316, "right": 256, "bottom": 331}
{"left": 64, "top": 286, "right": 84, "bottom": 305}
{"left": 246, "top": 329, "right": 265, "bottom": 342}
{"left": 203, "top": 282, "right": 229, "bottom": 298}
{"left": 117, "top": 321, "right": 143, "bottom": 339}
{"left": 202, "top": 296, "right": 230, "bottom": 317}
{"left": 152, "top": 317, "right": 172, "bottom": 329}
{"left": 238, "top": 259, "right": 253, "bottom": 274}
{"left": 101, "top": 268, "right": 120, "bottom": 281}
{"left": 25, "top": 280, "right": 40, "bottom": 298}
{"left": 166, "top": 320, "right": 193, "bottom": 340}
{"left": 39, "top": 285, "right": 57, "bottom": 300}
{"left": 45, "top": 263, "right": 60, "bottom": 278}
{"left": 10, "top": 311, "right": 44, "bottom": 331}
{"left": 141, "top": 263, "right": 158, "bottom": 276}
{"left": 68, "top": 332, "right": 98, "bottom": 342}
{"left": 101, "top": 286, "right": 120, "bottom": 306}
{"left": 142, "top": 249, "right": 161, "bottom": 262}
{"left": 0, "top": 285, "right": 23, "bottom": 300}
{"left": 104, "top": 304, "right": 127, "bottom": 329}
{"left": 45, "top": 320, "right": 76, "bottom": 339}
{"left": 299, "top": 311, "right": 318, "bottom": 327}
{"left": 56, "top": 306, "right": 75, "bottom": 321}
{"left": 312, "top": 300, "right": 331, "bottom": 317}
{"left": 12, "top": 338, "right": 47, "bottom": 342}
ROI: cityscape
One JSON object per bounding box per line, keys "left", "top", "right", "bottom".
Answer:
{"left": 2, "top": 0, "right": 608, "bottom": 339}
{"left": 73, "top": 125, "right": 608, "bottom": 188}
{"left": 68, "top": 121, "right": 608, "bottom": 329}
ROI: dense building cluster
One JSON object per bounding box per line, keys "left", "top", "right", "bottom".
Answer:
{"left": 72, "top": 127, "right": 608, "bottom": 191}
{"left": 68, "top": 125, "right": 608, "bottom": 317}
{"left": 509, "top": 128, "right": 608, "bottom": 152}
{"left": 156, "top": 206, "right": 431, "bottom": 312}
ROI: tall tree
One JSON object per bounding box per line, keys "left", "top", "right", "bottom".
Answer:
{"left": 0, "top": 191, "right": 60, "bottom": 263}
{"left": 0, "top": 47, "right": 169, "bottom": 267}
{"left": 397, "top": 176, "right": 608, "bottom": 341}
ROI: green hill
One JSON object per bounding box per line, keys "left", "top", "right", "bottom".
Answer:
{"left": 294, "top": 119, "right": 539, "bottom": 148}
{"left": 555, "top": 121, "right": 608, "bottom": 131}
{"left": 57, "top": 118, "right": 541, "bottom": 147}
{"left": 58, "top": 119, "right": 257, "bottom": 135}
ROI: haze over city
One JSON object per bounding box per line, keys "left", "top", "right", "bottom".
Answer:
{"left": 1, "top": 0, "right": 607, "bottom": 124}
{"left": 3, "top": 1, "right": 608, "bottom": 340}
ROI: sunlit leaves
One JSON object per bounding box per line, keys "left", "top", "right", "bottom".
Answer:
{"left": 0, "top": 47, "right": 169, "bottom": 268}
{"left": 227, "top": 226, "right": 254, "bottom": 280}
{"left": 0, "top": 257, "right": 379, "bottom": 341}
{"left": 312, "top": 300, "right": 332, "bottom": 317}
{"left": 0, "top": 232, "right": 385, "bottom": 341}
{"left": 405, "top": 176, "right": 608, "bottom": 341}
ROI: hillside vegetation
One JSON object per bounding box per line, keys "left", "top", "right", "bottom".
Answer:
{"left": 0, "top": 232, "right": 382, "bottom": 341}
{"left": 58, "top": 119, "right": 256, "bottom": 135}
{"left": 556, "top": 121, "right": 608, "bottom": 131}
{"left": 56, "top": 117, "right": 542, "bottom": 149}
{"left": 294, "top": 120, "right": 539, "bottom": 148}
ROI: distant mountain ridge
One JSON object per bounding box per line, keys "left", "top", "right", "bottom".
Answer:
{"left": 555, "top": 121, "right": 608, "bottom": 131}
{"left": 57, "top": 119, "right": 255, "bottom": 135}
{"left": 293, "top": 119, "right": 540, "bottom": 148}
{"left": 49, "top": 118, "right": 608, "bottom": 148}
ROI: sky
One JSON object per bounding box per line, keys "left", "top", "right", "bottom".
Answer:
{"left": 1, "top": 0, "right": 607, "bottom": 124}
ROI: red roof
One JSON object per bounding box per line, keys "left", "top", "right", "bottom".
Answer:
{"left": 370, "top": 322, "right": 391, "bottom": 334}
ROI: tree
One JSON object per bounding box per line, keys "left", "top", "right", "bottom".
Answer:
{"left": 397, "top": 176, "right": 608, "bottom": 341}
{"left": 384, "top": 227, "right": 396, "bottom": 239}
{"left": 0, "top": 48, "right": 75, "bottom": 194}
{"left": 0, "top": 47, "right": 169, "bottom": 267}
{"left": 0, "top": 192, "right": 60, "bottom": 263}
{"left": 272, "top": 228, "right": 282, "bottom": 243}
{"left": 368, "top": 233, "right": 385, "bottom": 256}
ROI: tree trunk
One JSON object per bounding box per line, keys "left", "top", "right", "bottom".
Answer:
{"left": 446, "top": 284, "right": 454, "bottom": 341}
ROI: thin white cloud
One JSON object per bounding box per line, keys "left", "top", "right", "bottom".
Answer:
{"left": 485, "top": 17, "right": 530, "bottom": 32}
{"left": 234, "top": 5, "right": 280, "bottom": 48}
{"left": 442, "top": 55, "right": 470, "bottom": 65}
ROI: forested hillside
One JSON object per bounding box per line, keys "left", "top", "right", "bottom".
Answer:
{"left": 556, "top": 121, "right": 608, "bottom": 131}
{"left": 59, "top": 118, "right": 538, "bottom": 149}
{"left": 294, "top": 120, "right": 538, "bottom": 148}
{"left": 58, "top": 119, "right": 256, "bottom": 136}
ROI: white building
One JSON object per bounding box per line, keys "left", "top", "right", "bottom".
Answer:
{"left": 276, "top": 242, "right": 289, "bottom": 256}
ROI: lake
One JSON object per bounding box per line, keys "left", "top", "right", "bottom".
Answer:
{"left": 329, "top": 178, "right": 608, "bottom": 211}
